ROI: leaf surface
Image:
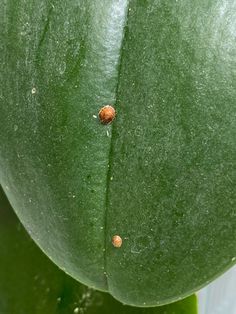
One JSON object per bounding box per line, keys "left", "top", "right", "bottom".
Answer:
{"left": 0, "top": 187, "right": 198, "bottom": 314}
{"left": 0, "top": 0, "right": 236, "bottom": 306}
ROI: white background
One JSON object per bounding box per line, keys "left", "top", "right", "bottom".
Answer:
{"left": 198, "top": 266, "right": 236, "bottom": 314}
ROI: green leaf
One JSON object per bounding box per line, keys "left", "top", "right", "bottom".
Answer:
{"left": 0, "top": 187, "right": 198, "bottom": 314}
{"left": 0, "top": 0, "right": 235, "bottom": 307}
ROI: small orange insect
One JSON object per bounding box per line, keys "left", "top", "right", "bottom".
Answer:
{"left": 112, "top": 235, "right": 122, "bottom": 248}
{"left": 99, "top": 105, "right": 116, "bottom": 124}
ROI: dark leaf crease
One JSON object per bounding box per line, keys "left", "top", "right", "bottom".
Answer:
{"left": 103, "top": 1, "right": 130, "bottom": 291}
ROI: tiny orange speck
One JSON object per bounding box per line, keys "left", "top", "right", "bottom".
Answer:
{"left": 99, "top": 105, "right": 116, "bottom": 124}
{"left": 112, "top": 235, "right": 122, "bottom": 248}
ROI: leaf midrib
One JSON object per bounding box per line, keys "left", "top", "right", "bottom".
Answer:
{"left": 103, "top": 1, "right": 130, "bottom": 291}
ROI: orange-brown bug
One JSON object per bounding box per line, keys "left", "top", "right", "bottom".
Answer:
{"left": 112, "top": 235, "right": 122, "bottom": 248}
{"left": 99, "top": 105, "right": 116, "bottom": 124}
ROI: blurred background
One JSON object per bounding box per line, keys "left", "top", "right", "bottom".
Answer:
{"left": 198, "top": 265, "right": 236, "bottom": 314}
